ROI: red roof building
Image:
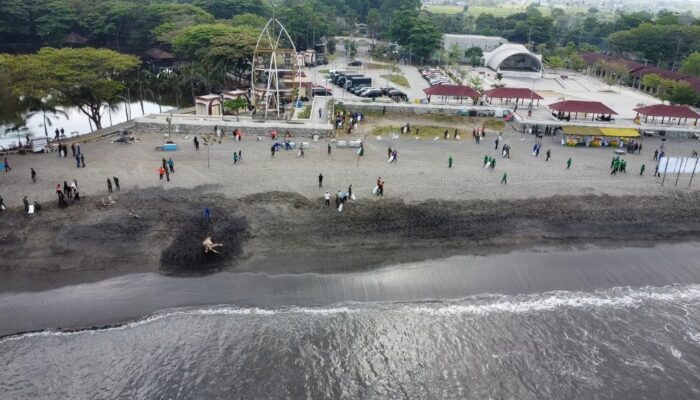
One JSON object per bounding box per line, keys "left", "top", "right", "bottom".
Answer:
{"left": 484, "top": 87, "right": 543, "bottom": 106}
{"left": 145, "top": 48, "right": 175, "bottom": 61}
{"left": 423, "top": 85, "right": 480, "bottom": 99}
{"left": 634, "top": 104, "right": 700, "bottom": 125}
{"left": 581, "top": 53, "right": 646, "bottom": 74}
{"left": 549, "top": 100, "right": 617, "bottom": 121}
{"left": 681, "top": 77, "right": 700, "bottom": 93}
{"left": 581, "top": 52, "right": 700, "bottom": 95}
{"left": 64, "top": 32, "right": 88, "bottom": 46}
{"left": 630, "top": 66, "right": 687, "bottom": 81}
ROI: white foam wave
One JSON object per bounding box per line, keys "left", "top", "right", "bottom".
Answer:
{"left": 410, "top": 285, "right": 700, "bottom": 316}
{"left": 3, "top": 285, "right": 700, "bottom": 342}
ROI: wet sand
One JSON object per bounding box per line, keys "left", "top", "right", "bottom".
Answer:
{"left": 2, "top": 242, "right": 700, "bottom": 336}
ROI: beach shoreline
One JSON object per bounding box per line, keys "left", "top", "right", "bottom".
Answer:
{"left": 2, "top": 187, "right": 700, "bottom": 293}
{"left": 1, "top": 123, "right": 700, "bottom": 292}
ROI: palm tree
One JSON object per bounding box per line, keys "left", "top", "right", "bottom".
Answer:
{"left": 133, "top": 69, "right": 156, "bottom": 116}
{"left": 178, "top": 64, "right": 209, "bottom": 104}
{"left": 154, "top": 71, "right": 182, "bottom": 109}
{"left": 23, "top": 96, "right": 69, "bottom": 139}
{"left": 102, "top": 99, "right": 120, "bottom": 127}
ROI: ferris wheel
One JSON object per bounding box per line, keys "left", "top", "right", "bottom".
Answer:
{"left": 251, "top": 18, "right": 299, "bottom": 119}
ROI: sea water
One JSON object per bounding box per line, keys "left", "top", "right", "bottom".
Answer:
{"left": 3, "top": 244, "right": 700, "bottom": 398}
{"left": 2, "top": 285, "right": 700, "bottom": 399}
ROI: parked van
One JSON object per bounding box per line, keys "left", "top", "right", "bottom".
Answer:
{"left": 31, "top": 137, "right": 49, "bottom": 153}
{"left": 347, "top": 77, "right": 372, "bottom": 89}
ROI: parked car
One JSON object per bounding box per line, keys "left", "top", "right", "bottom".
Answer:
{"left": 349, "top": 86, "right": 370, "bottom": 95}
{"left": 381, "top": 87, "right": 395, "bottom": 95}
{"left": 388, "top": 90, "right": 407, "bottom": 101}
{"left": 311, "top": 87, "right": 332, "bottom": 96}
{"left": 361, "top": 89, "right": 383, "bottom": 98}
{"left": 348, "top": 60, "right": 362, "bottom": 66}
{"left": 356, "top": 87, "right": 379, "bottom": 96}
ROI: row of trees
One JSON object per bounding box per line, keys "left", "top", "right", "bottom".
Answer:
{"left": 0, "top": 47, "right": 252, "bottom": 132}
{"left": 0, "top": 0, "right": 267, "bottom": 51}
{"left": 0, "top": 0, "right": 423, "bottom": 52}
{"left": 577, "top": 52, "right": 700, "bottom": 105}
{"left": 429, "top": 6, "right": 700, "bottom": 68}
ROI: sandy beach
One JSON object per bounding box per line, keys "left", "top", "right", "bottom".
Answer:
{"left": 1, "top": 118, "right": 700, "bottom": 291}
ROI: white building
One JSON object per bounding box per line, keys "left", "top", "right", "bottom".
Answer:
{"left": 483, "top": 44, "right": 543, "bottom": 79}
{"left": 442, "top": 34, "right": 507, "bottom": 62}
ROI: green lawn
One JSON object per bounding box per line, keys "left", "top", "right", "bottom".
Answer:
{"left": 380, "top": 74, "right": 411, "bottom": 88}
{"left": 424, "top": 4, "right": 464, "bottom": 14}
{"left": 372, "top": 121, "right": 505, "bottom": 137}
{"left": 297, "top": 105, "right": 312, "bottom": 119}
{"left": 365, "top": 62, "right": 401, "bottom": 73}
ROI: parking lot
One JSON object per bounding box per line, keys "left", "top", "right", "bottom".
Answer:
{"left": 302, "top": 39, "right": 696, "bottom": 132}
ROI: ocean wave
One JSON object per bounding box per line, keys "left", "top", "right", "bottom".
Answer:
{"left": 3, "top": 284, "right": 700, "bottom": 343}
{"left": 409, "top": 285, "right": 700, "bottom": 316}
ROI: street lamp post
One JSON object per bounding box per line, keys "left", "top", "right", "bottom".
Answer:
{"left": 220, "top": 94, "right": 225, "bottom": 122}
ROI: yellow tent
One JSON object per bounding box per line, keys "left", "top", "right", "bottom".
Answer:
{"left": 561, "top": 126, "right": 602, "bottom": 135}
{"left": 599, "top": 128, "right": 640, "bottom": 138}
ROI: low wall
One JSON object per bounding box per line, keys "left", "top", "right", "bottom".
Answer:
{"left": 336, "top": 101, "right": 508, "bottom": 116}
{"left": 134, "top": 114, "right": 333, "bottom": 138}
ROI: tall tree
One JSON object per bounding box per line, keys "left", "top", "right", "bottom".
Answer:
{"left": 641, "top": 73, "right": 662, "bottom": 93}
{"left": 669, "top": 81, "right": 697, "bottom": 105}
{"left": 23, "top": 96, "right": 69, "bottom": 139}
{"left": 366, "top": 8, "right": 381, "bottom": 39}
{"left": 407, "top": 16, "right": 442, "bottom": 62}
{"left": 546, "top": 55, "right": 566, "bottom": 74}
{"left": 34, "top": 0, "right": 79, "bottom": 46}
{"left": 680, "top": 52, "right": 700, "bottom": 77}
{"left": 172, "top": 24, "right": 254, "bottom": 60}
{"left": 1, "top": 48, "right": 140, "bottom": 130}
{"left": 148, "top": 3, "right": 215, "bottom": 44}
{"left": 193, "top": 0, "right": 270, "bottom": 20}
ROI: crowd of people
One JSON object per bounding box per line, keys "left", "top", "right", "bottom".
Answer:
{"left": 0, "top": 119, "right": 687, "bottom": 222}
{"left": 335, "top": 110, "right": 364, "bottom": 134}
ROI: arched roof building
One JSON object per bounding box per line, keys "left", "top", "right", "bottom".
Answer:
{"left": 483, "top": 44, "right": 543, "bottom": 78}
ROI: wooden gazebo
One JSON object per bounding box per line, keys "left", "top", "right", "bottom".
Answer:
{"left": 549, "top": 100, "right": 617, "bottom": 121}
{"left": 633, "top": 104, "right": 700, "bottom": 126}
{"left": 423, "top": 85, "right": 480, "bottom": 103}
{"left": 484, "top": 87, "right": 543, "bottom": 106}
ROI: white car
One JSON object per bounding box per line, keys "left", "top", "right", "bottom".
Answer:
{"left": 430, "top": 79, "right": 450, "bottom": 85}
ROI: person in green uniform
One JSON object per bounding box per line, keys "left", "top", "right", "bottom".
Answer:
{"left": 501, "top": 172, "right": 507, "bottom": 184}
{"left": 640, "top": 164, "right": 645, "bottom": 176}
{"left": 566, "top": 158, "right": 572, "bottom": 169}
{"left": 491, "top": 158, "right": 496, "bottom": 169}
{"left": 484, "top": 155, "right": 488, "bottom": 166}
{"left": 448, "top": 156, "right": 453, "bottom": 168}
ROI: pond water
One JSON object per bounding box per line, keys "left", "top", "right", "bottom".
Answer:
{"left": 0, "top": 101, "right": 174, "bottom": 149}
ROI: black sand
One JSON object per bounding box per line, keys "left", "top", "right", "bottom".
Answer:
{"left": 1, "top": 187, "right": 700, "bottom": 292}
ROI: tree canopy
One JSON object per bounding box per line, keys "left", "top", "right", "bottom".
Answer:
{"left": 680, "top": 52, "right": 700, "bottom": 77}
{"left": 0, "top": 47, "right": 140, "bottom": 130}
